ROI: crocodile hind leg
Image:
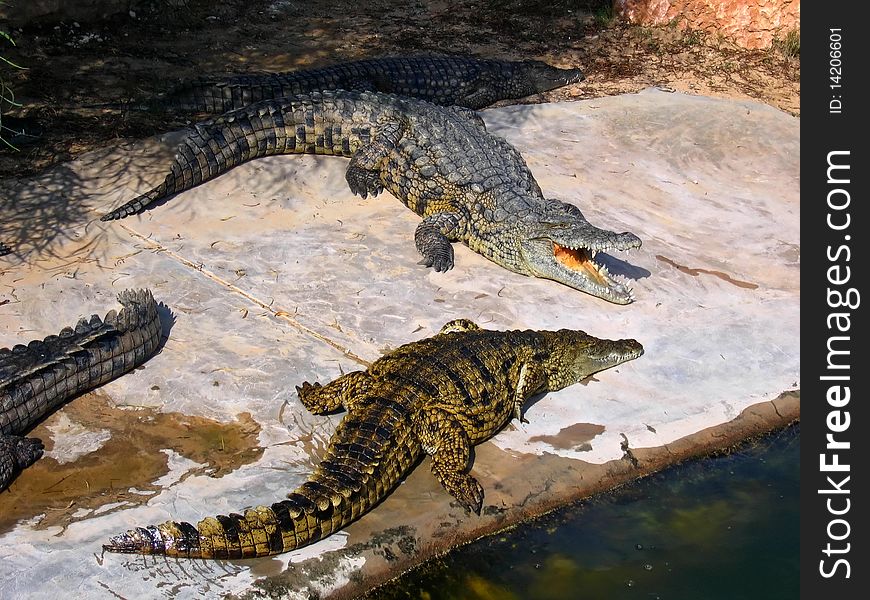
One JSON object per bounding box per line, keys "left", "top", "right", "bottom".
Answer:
{"left": 417, "top": 409, "right": 484, "bottom": 515}
{"left": 295, "top": 370, "right": 371, "bottom": 414}
{"left": 438, "top": 319, "right": 481, "bottom": 335}
{"left": 345, "top": 119, "right": 406, "bottom": 199}
{"left": 0, "top": 434, "right": 45, "bottom": 490}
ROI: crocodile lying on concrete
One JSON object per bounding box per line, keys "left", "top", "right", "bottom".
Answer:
{"left": 101, "top": 90, "right": 642, "bottom": 304}
{"left": 0, "top": 289, "right": 162, "bottom": 491}
{"left": 120, "top": 55, "right": 584, "bottom": 114}
{"left": 104, "top": 319, "right": 643, "bottom": 559}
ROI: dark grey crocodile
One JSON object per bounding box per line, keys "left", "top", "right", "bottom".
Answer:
{"left": 104, "top": 318, "right": 643, "bottom": 558}
{"left": 0, "top": 289, "right": 162, "bottom": 491}
{"left": 123, "top": 55, "right": 584, "bottom": 114}
{"left": 101, "top": 90, "right": 641, "bottom": 304}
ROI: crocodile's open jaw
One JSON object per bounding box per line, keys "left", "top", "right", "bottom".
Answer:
{"left": 553, "top": 243, "right": 610, "bottom": 286}
{"left": 519, "top": 236, "right": 640, "bottom": 305}
{"left": 551, "top": 241, "right": 635, "bottom": 304}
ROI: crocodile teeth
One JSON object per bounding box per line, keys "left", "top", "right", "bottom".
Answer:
{"left": 553, "top": 243, "right": 591, "bottom": 270}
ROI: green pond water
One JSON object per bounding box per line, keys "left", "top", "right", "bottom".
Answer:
{"left": 366, "top": 424, "right": 799, "bottom": 600}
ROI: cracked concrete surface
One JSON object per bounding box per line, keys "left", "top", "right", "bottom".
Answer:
{"left": 0, "top": 89, "right": 799, "bottom": 599}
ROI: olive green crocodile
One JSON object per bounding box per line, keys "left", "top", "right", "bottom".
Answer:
{"left": 101, "top": 90, "right": 641, "bottom": 304}
{"left": 103, "top": 319, "right": 642, "bottom": 559}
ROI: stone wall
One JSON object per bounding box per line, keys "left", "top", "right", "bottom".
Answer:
{"left": 613, "top": 0, "right": 800, "bottom": 49}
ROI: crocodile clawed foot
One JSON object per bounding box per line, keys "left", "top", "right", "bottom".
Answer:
{"left": 512, "top": 402, "right": 529, "bottom": 424}
{"left": 296, "top": 381, "right": 325, "bottom": 412}
{"left": 445, "top": 473, "right": 484, "bottom": 515}
{"left": 345, "top": 166, "right": 384, "bottom": 199}
{"left": 296, "top": 381, "right": 322, "bottom": 395}
{"left": 417, "top": 247, "right": 454, "bottom": 273}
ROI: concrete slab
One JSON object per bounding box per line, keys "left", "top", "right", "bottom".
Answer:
{"left": 0, "top": 89, "right": 799, "bottom": 599}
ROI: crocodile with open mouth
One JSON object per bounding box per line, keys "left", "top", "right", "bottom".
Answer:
{"left": 101, "top": 90, "right": 641, "bottom": 303}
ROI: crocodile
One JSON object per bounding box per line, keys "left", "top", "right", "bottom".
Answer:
{"left": 0, "top": 289, "right": 162, "bottom": 491}
{"left": 103, "top": 318, "right": 643, "bottom": 559}
{"left": 118, "top": 55, "right": 585, "bottom": 114}
{"left": 100, "top": 90, "right": 642, "bottom": 304}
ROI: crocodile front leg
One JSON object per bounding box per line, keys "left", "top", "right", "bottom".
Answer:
{"left": 513, "top": 362, "right": 546, "bottom": 424}
{"left": 417, "top": 408, "right": 484, "bottom": 515}
{"left": 455, "top": 84, "right": 498, "bottom": 112}
{"left": 415, "top": 212, "right": 464, "bottom": 272}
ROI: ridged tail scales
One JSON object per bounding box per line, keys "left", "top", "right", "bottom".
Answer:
{"left": 100, "top": 92, "right": 386, "bottom": 221}
{"left": 104, "top": 402, "right": 422, "bottom": 558}
{"left": 0, "top": 289, "right": 163, "bottom": 490}
{"left": 155, "top": 72, "right": 346, "bottom": 115}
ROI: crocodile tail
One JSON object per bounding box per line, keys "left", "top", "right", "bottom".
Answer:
{"left": 101, "top": 180, "right": 172, "bottom": 221}
{"left": 113, "top": 288, "right": 162, "bottom": 334}
{"left": 104, "top": 402, "right": 421, "bottom": 559}
{"left": 82, "top": 77, "right": 285, "bottom": 114}
{"left": 99, "top": 93, "right": 368, "bottom": 220}
{"left": 1, "top": 289, "right": 161, "bottom": 435}
{"left": 103, "top": 479, "right": 373, "bottom": 559}
{"left": 161, "top": 74, "right": 301, "bottom": 114}
{"left": 80, "top": 100, "right": 150, "bottom": 112}
{"left": 1, "top": 289, "right": 160, "bottom": 390}
{"left": 157, "top": 78, "right": 234, "bottom": 114}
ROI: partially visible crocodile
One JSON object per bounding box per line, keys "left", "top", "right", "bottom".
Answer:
{"left": 104, "top": 318, "right": 643, "bottom": 559}
{"left": 119, "top": 55, "right": 584, "bottom": 114}
{"left": 101, "top": 90, "right": 642, "bottom": 304}
{"left": 0, "top": 289, "right": 162, "bottom": 491}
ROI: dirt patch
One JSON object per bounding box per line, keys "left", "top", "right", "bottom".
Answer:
{"left": 0, "top": 391, "right": 263, "bottom": 535}
{"left": 528, "top": 422, "right": 606, "bottom": 451}
{"left": 0, "top": 0, "right": 798, "bottom": 178}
